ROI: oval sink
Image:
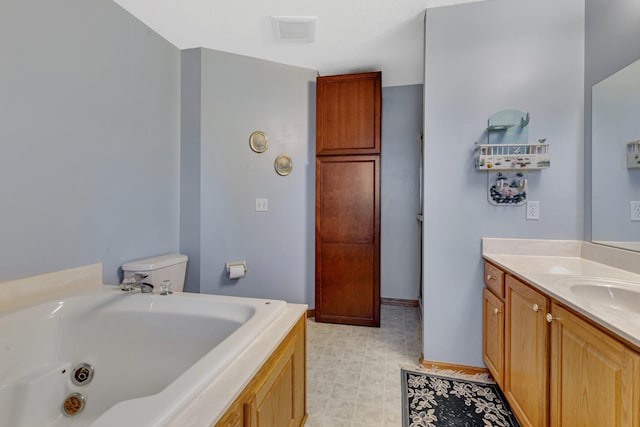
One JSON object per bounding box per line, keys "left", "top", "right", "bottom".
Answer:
{"left": 555, "top": 277, "right": 640, "bottom": 314}
{"left": 570, "top": 285, "right": 640, "bottom": 314}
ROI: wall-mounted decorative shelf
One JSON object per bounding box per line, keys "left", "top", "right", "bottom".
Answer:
{"left": 627, "top": 141, "right": 640, "bottom": 169}
{"left": 476, "top": 110, "right": 549, "bottom": 206}
{"left": 475, "top": 143, "right": 550, "bottom": 171}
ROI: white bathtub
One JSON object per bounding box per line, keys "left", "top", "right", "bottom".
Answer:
{"left": 0, "top": 287, "right": 286, "bottom": 426}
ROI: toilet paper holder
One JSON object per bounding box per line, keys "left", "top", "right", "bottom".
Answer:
{"left": 226, "top": 260, "right": 247, "bottom": 276}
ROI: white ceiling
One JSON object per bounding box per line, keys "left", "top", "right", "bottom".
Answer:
{"left": 112, "top": 0, "right": 486, "bottom": 87}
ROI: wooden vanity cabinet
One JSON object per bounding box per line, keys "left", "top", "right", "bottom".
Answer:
{"left": 483, "top": 261, "right": 640, "bottom": 427}
{"left": 504, "top": 275, "right": 550, "bottom": 427}
{"left": 549, "top": 303, "right": 640, "bottom": 427}
{"left": 214, "top": 315, "right": 306, "bottom": 427}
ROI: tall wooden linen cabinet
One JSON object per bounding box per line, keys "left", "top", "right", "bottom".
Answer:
{"left": 315, "top": 72, "right": 381, "bottom": 327}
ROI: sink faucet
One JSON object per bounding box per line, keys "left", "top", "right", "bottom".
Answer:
{"left": 120, "top": 275, "right": 154, "bottom": 293}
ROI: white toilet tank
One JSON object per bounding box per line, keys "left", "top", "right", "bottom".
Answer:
{"left": 122, "top": 254, "right": 188, "bottom": 292}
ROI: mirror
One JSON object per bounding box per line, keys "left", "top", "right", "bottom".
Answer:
{"left": 592, "top": 58, "right": 640, "bottom": 251}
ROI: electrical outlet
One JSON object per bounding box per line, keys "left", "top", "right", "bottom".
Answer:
{"left": 255, "top": 198, "right": 269, "bottom": 212}
{"left": 630, "top": 201, "right": 640, "bottom": 221}
{"left": 526, "top": 201, "right": 540, "bottom": 220}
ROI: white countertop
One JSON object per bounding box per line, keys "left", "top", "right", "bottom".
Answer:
{"left": 482, "top": 238, "right": 640, "bottom": 351}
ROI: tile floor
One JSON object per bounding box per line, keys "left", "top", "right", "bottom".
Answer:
{"left": 305, "top": 305, "right": 423, "bottom": 427}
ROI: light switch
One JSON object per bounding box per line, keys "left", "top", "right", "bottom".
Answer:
{"left": 631, "top": 201, "right": 640, "bottom": 221}
{"left": 256, "top": 198, "right": 269, "bottom": 212}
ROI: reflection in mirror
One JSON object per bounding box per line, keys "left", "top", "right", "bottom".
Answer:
{"left": 592, "top": 58, "right": 640, "bottom": 251}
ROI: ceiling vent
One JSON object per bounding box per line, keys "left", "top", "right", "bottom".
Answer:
{"left": 270, "top": 16, "right": 317, "bottom": 42}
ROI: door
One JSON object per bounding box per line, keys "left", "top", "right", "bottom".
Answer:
{"left": 483, "top": 288, "right": 505, "bottom": 388}
{"left": 549, "top": 303, "right": 640, "bottom": 427}
{"left": 315, "top": 155, "right": 380, "bottom": 326}
{"left": 504, "top": 275, "right": 549, "bottom": 427}
{"left": 316, "top": 72, "right": 381, "bottom": 156}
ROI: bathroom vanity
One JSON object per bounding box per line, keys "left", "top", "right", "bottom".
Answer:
{"left": 481, "top": 238, "right": 640, "bottom": 427}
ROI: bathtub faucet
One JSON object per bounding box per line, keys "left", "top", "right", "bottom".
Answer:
{"left": 120, "top": 276, "right": 154, "bottom": 293}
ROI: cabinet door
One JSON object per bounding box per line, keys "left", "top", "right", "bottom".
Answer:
{"left": 550, "top": 303, "right": 640, "bottom": 427}
{"left": 315, "top": 155, "right": 380, "bottom": 326}
{"left": 505, "top": 275, "right": 549, "bottom": 427}
{"left": 244, "top": 317, "right": 306, "bottom": 427}
{"left": 483, "top": 288, "right": 505, "bottom": 388}
{"left": 258, "top": 359, "right": 294, "bottom": 427}
{"left": 245, "top": 354, "right": 295, "bottom": 427}
{"left": 214, "top": 315, "right": 306, "bottom": 427}
{"left": 316, "top": 72, "right": 381, "bottom": 155}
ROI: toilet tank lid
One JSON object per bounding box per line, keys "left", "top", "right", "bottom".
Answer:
{"left": 122, "top": 254, "right": 188, "bottom": 271}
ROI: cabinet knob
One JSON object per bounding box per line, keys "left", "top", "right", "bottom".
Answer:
{"left": 494, "top": 308, "right": 500, "bottom": 315}
{"left": 532, "top": 304, "right": 540, "bottom": 313}
{"left": 546, "top": 313, "right": 554, "bottom": 323}
{"left": 486, "top": 274, "right": 493, "bottom": 281}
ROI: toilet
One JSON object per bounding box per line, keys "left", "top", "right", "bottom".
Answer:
{"left": 121, "top": 254, "right": 188, "bottom": 292}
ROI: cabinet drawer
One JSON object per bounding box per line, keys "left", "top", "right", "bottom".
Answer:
{"left": 484, "top": 261, "right": 505, "bottom": 298}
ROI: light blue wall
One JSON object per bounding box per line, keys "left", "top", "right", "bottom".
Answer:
{"left": 0, "top": 0, "right": 423, "bottom": 304}
{"left": 423, "top": 0, "right": 584, "bottom": 366}
{"left": 181, "top": 49, "right": 317, "bottom": 304}
{"left": 180, "top": 51, "right": 423, "bottom": 304}
{"left": 584, "top": 0, "right": 640, "bottom": 241}
{"left": 180, "top": 49, "right": 203, "bottom": 292}
{"left": 0, "top": 0, "right": 180, "bottom": 284}
{"left": 381, "top": 85, "right": 423, "bottom": 300}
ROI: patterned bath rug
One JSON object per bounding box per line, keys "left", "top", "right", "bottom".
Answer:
{"left": 402, "top": 369, "right": 520, "bottom": 427}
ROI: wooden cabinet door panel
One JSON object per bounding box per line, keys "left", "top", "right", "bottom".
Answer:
{"left": 316, "top": 155, "right": 380, "bottom": 326}
{"left": 243, "top": 319, "right": 305, "bottom": 427}
{"left": 483, "top": 288, "right": 505, "bottom": 388}
{"left": 317, "top": 157, "right": 376, "bottom": 243}
{"left": 505, "top": 275, "right": 549, "bottom": 427}
{"left": 550, "top": 303, "right": 640, "bottom": 427}
{"left": 255, "top": 358, "right": 295, "bottom": 427}
{"left": 317, "top": 243, "right": 377, "bottom": 324}
{"left": 316, "top": 72, "right": 381, "bottom": 155}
